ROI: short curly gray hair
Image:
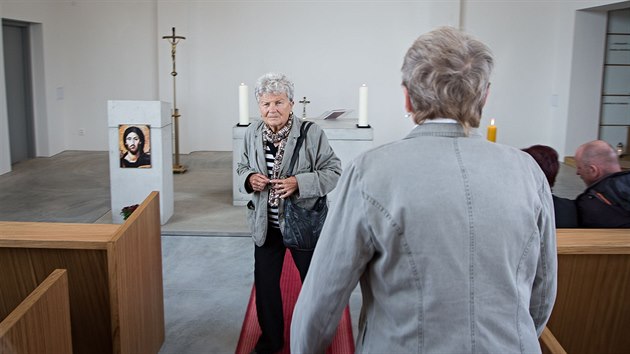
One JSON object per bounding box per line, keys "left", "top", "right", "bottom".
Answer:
{"left": 401, "top": 27, "right": 494, "bottom": 132}
{"left": 254, "top": 72, "right": 295, "bottom": 103}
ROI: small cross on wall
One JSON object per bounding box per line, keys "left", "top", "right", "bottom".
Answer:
{"left": 299, "top": 96, "right": 311, "bottom": 118}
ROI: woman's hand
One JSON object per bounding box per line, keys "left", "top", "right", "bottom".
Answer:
{"left": 248, "top": 173, "right": 270, "bottom": 192}
{"left": 270, "top": 176, "right": 298, "bottom": 199}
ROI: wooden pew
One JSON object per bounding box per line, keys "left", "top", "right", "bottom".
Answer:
{"left": 0, "top": 191, "right": 164, "bottom": 354}
{"left": 540, "top": 326, "right": 567, "bottom": 354}
{"left": 0, "top": 269, "right": 73, "bottom": 354}
{"left": 545, "top": 229, "right": 630, "bottom": 354}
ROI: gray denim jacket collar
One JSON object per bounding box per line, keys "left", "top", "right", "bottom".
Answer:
{"left": 405, "top": 121, "right": 484, "bottom": 140}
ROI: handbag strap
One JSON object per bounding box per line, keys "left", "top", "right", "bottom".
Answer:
{"left": 287, "top": 122, "right": 313, "bottom": 175}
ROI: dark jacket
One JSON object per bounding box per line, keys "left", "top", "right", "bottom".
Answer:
{"left": 553, "top": 195, "right": 578, "bottom": 228}
{"left": 576, "top": 170, "right": 630, "bottom": 228}
{"left": 120, "top": 152, "right": 151, "bottom": 168}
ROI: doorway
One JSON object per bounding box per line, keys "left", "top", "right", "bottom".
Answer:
{"left": 599, "top": 8, "right": 630, "bottom": 154}
{"left": 2, "top": 19, "right": 35, "bottom": 164}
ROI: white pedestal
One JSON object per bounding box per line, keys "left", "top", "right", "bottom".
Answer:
{"left": 232, "top": 118, "right": 373, "bottom": 206}
{"left": 108, "top": 100, "right": 174, "bottom": 224}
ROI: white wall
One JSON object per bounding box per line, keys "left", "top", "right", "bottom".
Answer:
{"left": 564, "top": 9, "right": 608, "bottom": 157}
{"left": 157, "top": 1, "right": 460, "bottom": 153}
{"left": 462, "top": 0, "right": 630, "bottom": 157}
{"left": 1, "top": 0, "right": 457, "bottom": 159}
{"left": 30, "top": 23, "right": 49, "bottom": 157}
{"left": 0, "top": 5, "right": 11, "bottom": 175}
{"left": 1, "top": 0, "right": 158, "bottom": 158}
{"left": 1, "top": 0, "right": 629, "bottom": 169}
{"left": 464, "top": 1, "right": 565, "bottom": 152}
{"left": 61, "top": 2, "right": 159, "bottom": 151}
{"left": 563, "top": 1, "right": 630, "bottom": 157}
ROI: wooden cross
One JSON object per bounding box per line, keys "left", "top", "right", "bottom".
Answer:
{"left": 299, "top": 96, "right": 311, "bottom": 118}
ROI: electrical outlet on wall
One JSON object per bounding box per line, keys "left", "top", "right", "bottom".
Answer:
{"left": 56, "top": 87, "right": 64, "bottom": 100}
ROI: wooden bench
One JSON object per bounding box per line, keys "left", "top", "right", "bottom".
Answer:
{"left": 0, "top": 269, "right": 73, "bottom": 354}
{"left": 540, "top": 229, "right": 630, "bottom": 353}
{"left": 0, "top": 191, "right": 164, "bottom": 354}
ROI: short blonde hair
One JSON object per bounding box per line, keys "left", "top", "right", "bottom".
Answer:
{"left": 401, "top": 27, "right": 494, "bottom": 133}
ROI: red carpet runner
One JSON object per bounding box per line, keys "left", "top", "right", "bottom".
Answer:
{"left": 235, "top": 252, "right": 355, "bottom": 354}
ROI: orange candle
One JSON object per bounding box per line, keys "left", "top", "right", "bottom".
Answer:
{"left": 487, "top": 119, "right": 497, "bottom": 142}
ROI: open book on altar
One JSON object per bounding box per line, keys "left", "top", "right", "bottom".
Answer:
{"left": 320, "top": 109, "right": 352, "bottom": 120}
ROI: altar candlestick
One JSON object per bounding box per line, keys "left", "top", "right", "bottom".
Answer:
{"left": 358, "top": 84, "right": 369, "bottom": 127}
{"left": 238, "top": 83, "right": 249, "bottom": 126}
{"left": 487, "top": 119, "right": 497, "bottom": 142}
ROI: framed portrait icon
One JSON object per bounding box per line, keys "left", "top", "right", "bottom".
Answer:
{"left": 119, "top": 124, "right": 152, "bottom": 168}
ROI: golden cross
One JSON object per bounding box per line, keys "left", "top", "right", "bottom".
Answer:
{"left": 162, "top": 27, "right": 187, "bottom": 173}
{"left": 162, "top": 27, "right": 186, "bottom": 76}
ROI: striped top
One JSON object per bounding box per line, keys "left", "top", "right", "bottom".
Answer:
{"left": 265, "top": 142, "right": 280, "bottom": 229}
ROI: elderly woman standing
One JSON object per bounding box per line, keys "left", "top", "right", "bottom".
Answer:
{"left": 291, "top": 27, "right": 557, "bottom": 353}
{"left": 237, "top": 72, "right": 341, "bottom": 353}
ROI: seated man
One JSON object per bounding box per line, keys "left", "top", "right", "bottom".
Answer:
{"left": 574, "top": 140, "right": 630, "bottom": 227}
{"left": 523, "top": 145, "right": 578, "bottom": 228}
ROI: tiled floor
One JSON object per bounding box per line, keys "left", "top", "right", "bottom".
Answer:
{"left": 160, "top": 235, "right": 254, "bottom": 353}
{"left": 0, "top": 150, "right": 585, "bottom": 353}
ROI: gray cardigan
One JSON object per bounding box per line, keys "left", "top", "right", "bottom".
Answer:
{"left": 236, "top": 119, "right": 341, "bottom": 246}
{"left": 291, "top": 123, "right": 557, "bottom": 353}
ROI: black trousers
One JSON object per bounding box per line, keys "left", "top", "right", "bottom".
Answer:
{"left": 254, "top": 225, "right": 314, "bottom": 353}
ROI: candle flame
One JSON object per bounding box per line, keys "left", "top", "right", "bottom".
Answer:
{"left": 490, "top": 119, "right": 495, "bottom": 125}
{"left": 240, "top": 82, "right": 245, "bottom": 86}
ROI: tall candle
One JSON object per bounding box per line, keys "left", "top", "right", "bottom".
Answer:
{"left": 358, "top": 84, "right": 369, "bottom": 127}
{"left": 487, "top": 119, "right": 497, "bottom": 142}
{"left": 238, "top": 83, "right": 249, "bottom": 126}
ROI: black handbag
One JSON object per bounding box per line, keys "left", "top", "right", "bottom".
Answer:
{"left": 282, "top": 122, "right": 328, "bottom": 251}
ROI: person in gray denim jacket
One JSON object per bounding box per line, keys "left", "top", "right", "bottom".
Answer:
{"left": 236, "top": 72, "right": 341, "bottom": 354}
{"left": 291, "top": 27, "right": 557, "bottom": 353}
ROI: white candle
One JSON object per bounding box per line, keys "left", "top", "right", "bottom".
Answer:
{"left": 238, "top": 83, "right": 249, "bottom": 125}
{"left": 358, "top": 84, "right": 369, "bottom": 127}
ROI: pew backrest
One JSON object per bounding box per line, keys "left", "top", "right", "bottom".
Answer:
{"left": 547, "top": 229, "right": 630, "bottom": 354}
